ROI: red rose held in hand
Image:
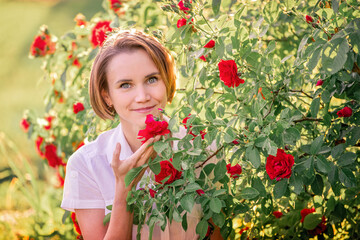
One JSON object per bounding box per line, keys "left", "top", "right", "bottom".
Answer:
{"left": 226, "top": 163, "right": 242, "bottom": 179}
{"left": 337, "top": 106, "right": 352, "bottom": 118}
{"left": 90, "top": 20, "right": 113, "bottom": 48}
{"left": 266, "top": 149, "right": 294, "bottom": 181}
{"left": 218, "top": 59, "right": 244, "bottom": 88}
{"left": 155, "top": 159, "right": 182, "bottom": 184}
{"left": 138, "top": 114, "right": 170, "bottom": 144}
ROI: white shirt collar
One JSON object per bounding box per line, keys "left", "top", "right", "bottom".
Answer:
{"left": 106, "top": 123, "right": 134, "bottom": 165}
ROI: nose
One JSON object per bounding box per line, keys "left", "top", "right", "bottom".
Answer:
{"left": 135, "top": 85, "right": 151, "bottom": 103}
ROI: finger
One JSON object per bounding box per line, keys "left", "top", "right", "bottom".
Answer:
{"left": 136, "top": 146, "right": 155, "bottom": 167}
{"left": 111, "top": 143, "right": 121, "bottom": 168}
{"left": 131, "top": 137, "right": 155, "bottom": 160}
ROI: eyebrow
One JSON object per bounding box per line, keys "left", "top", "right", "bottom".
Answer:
{"left": 115, "top": 72, "right": 160, "bottom": 85}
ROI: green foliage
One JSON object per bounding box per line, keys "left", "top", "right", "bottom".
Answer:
{"left": 23, "top": 0, "right": 360, "bottom": 239}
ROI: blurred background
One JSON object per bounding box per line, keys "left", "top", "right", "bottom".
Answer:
{"left": 0, "top": 0, "right": 100, "bottom": 238}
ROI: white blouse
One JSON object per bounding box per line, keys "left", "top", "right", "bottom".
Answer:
{"left": 61, "top": 122, "right": 201, "bottom": 240}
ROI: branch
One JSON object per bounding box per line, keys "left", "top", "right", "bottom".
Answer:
{"left": 293, "top": 117, "right": 323, "bottom": 123}
{"left": 289, "top": 89, "right": 313, "bottom": 99}
{"left": 176, "top": 87, "right": 223, "bottom": 94}
{"left": 195, "top": 145, "right": 224, "bottom": 169}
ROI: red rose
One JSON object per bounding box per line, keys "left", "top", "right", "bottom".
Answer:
{"left": 232, "top": 139, "right": 240, "bottom": 145}
{"left": 226, "top": 163, "right": 242, "bottom": 179}
{"left": 155, "top": 159, "right": 182, "bottom": 184}
{"left": 109, "top": 0, "right": 122, "bottom": 12}
{"left": 90, "top": 21, "right": 113, "bottom": 48}
{"left": 239, "top": 226, "right": 249, "bottom": 235}
{"left": 176, "top": 17, "right": 194, "bottom": 28}
{"left": 305, "top": 15, "right": 314, "bottom": 24}
{"left": 199, "top": 55, "right": 207, "bottom": 61}
{"left": 272, "top": 211, "right": 283, "bottom": 218}
{"left": 76, "top": 141, "right": 85, "bottom": 150}
{"left": 178, "top": 0, "right": 191, "bottom": 13}
{"left": 182, "top": 114, "right": 206, "bottom": 140}
{"left": 266, "top": 149, "right": 294, "bottom": 181}
{"left": 316, "top": 79, "right": 323, "bottom": 86}
{"left": 337, "top": 106, "right": 352, "bottom": 118}
{"left": 21, "top": 119, "right": 30, "bottom": 132}
{"left": 300, "top": 208, "right": 326, "bottom": 236}
{"left": 73, "top": 102, "right": 85, "bottom": 114}
{"left": 44, "top": 144, "right": 65, "bottom": 168}
{"left": 196, "top": 189, "right": 205, "bottom": 196}
{"left": 71, "top": 212, "right": 82, "bottom": 235}
{"left": 300, "top": 208, "right": 315, "bottom": 223}
{"left": 218, "top": 59, "right": 244, "bottom": 88}
{"left": 30, "top": 32, "right": 56, "bottom": 57}
{"left": 35, "top": 136, "right": 45, "bottom": 158}
{"left": 204, "top": 40, "right": 215, "bottom": 48}
{"left": 138, "top": 114, "right": 170, "bottom": 144}
{"left": 177, "top": 18, "right": 187, "bottom": 28}
{"left": 44, "top": 116, "right": 54, "bottom": 130}
{"left": 149, "top": 189, "right": 156, "bottom": 198}
{"left": 74, "top": 13, "right": 86, "bottom": 26}
{"left": 309, "top": 216, "right": 327, "bottom": 236}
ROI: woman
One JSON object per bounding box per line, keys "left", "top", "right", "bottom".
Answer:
{"left": 61, "top": 30, "right": 204, "bottom": 239}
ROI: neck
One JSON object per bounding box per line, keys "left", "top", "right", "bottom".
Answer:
{"left": 121, "top": 122, "right": 143, "bottom": 153}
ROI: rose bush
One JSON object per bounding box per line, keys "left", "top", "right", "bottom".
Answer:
{"left": 22, "top": 0, "right": 360, "bottom": 239}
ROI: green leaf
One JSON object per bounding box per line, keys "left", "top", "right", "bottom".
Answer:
{"left": 153, "top": 141, "right": 168, "bottom": 155}
{"left": 212, "top": 189, "right": 226, "bottom": 197}
{"left": 252, "top": 177, "right": 267, "bottom": 197}
{"left": 339, "top": 168, "right": 356, "bottom": 187}
{"left": 263, "top": 1, "right": 280, "bottom": 23}
{"left": 311, "top": 174, "right": 324, "bottom": 195}
{"left": 125, "top": 166, "right": 144, "bottom": 187}
{"left": 315, "top": 155, "right": 332, "bottom": 173}
{"left": 331, "top": 144, "right": 345, "bottom": 158}
{"left": 274, "top": 180, "right": 287, "bottom": 199}
{"left": 213, "top": 160, "right": 226, "bottom": 182}
{"left": 245, "top": 146, "right": 261, "bottom": 169}
{"left": 196, "top": 219, "right": 208, "bottom": 239}
{"left": 240, "top": 187, "right": 260, "bottom": 200}
{"left": 310, "top": 135, "right": 324, "bottom": 155}
{"left": 185, "top": 183, "right": 202, "bottom": 192}
{"left": 261, "top": 195, "right": 273, "bottom": 215}
{"left": 213, "top": 213, "right": 225, "bottom": 227}
{"left": 62, "top": 210, "right": 70, "bottom": 224}
{"left": 284, "top": 127, "right": 301, "bottom": 145}
{"left": 322, "top": 37, "right": 349, "bottom": 74}
{"left": 210, "top": 198, "right": 222, "bottom": 213}
{"left": 60, "top": 67, "right": 67, "bottom": 90}
{"left": 347, "top": 127, "right": 360, "bottom": 146}
{"left": 307, "top": 46, "right": 323, "bottom": 72}
{"left": 303, "top": 213, "right": 323, "bottom": 230}
{"left": 212, "top": 0, "right": 221, "bottom": 15}
{"left": 103, "top": 212, "right": 111, "bottom": 225}
{"left": 173, "top": 208, "right": 182, "bottom": 222}
{"left": 349, "top": 31, "right": 360, "bottom": 54}
{"left": 169, "top": 116, "right": 179, "bottom": 133}
{"left": 87, "top": 47, "right": 99, "bottom": 61}
{"left": 180, "top": 194, "right": 195, "bottom": 213}
{"left": 310, "top": 98, "right": 320, "bottom": 117}
{"left": 338, "top": 152, "right": 356, "bottom": 167}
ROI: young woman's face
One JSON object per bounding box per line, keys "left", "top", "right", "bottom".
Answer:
{"left": 103, "top": 48, "right": 167, "bottom": 129}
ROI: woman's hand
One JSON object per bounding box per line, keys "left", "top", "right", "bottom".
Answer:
{"left": 110, "top": 136, "right": 159, "bottom": 189}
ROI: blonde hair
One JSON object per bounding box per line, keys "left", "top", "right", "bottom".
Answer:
{"left": 89, "top": 30, "right": 176, "bottom": 120}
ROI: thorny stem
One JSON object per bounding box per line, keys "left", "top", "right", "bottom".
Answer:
{"left": 195, "top": 145, "right": 224, "bottom": 169}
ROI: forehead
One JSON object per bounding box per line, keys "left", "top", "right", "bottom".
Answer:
{"left": 106, "top": 48, "right": 159, "bottom": 80}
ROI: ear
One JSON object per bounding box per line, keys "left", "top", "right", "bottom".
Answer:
{"left": 101, "top": 89, "right": 112, "bottom": 107}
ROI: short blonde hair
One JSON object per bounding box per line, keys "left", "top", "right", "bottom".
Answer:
{"left": 89, "top": 30, "right": 176, "bottom": 120}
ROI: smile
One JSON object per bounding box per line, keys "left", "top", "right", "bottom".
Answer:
{"left": 132, "top": 105, "right": 156, "bottom": 113}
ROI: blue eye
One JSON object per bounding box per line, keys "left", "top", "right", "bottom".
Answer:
{"left": 148, "top": 77, "right": 158, "bottom": 84}
{"left": 120, "top": 83, "right": 131, "bottom": 89}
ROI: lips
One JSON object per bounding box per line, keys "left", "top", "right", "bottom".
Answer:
{"left": 132, "top": 105, "right": 156, "bottom": 113}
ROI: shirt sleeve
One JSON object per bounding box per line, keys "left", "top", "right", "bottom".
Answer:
{"left": 61, "top": 150, "right": 105, "bottom": 212}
